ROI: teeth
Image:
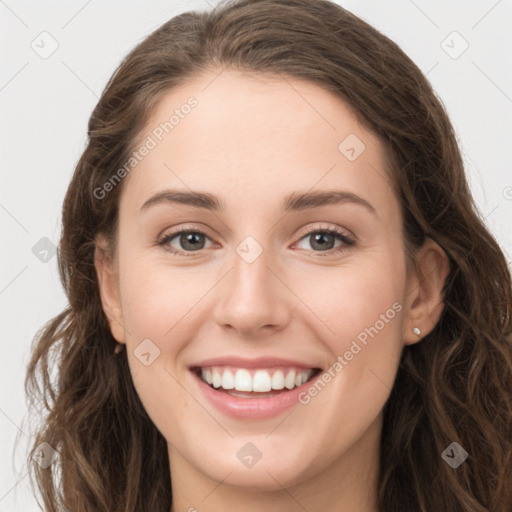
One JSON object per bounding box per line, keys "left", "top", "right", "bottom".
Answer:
{"left": 284, "top": 370, "right": 296, "bottom": 390}
{"left": 271, "top": 370, "right": 285, "bottom": 390}
{"left": 234, "top": 369, "right": 252, "bottom": 391}
{"left": 221, "top": 369, "right": 235, "bottom": 389}
{"left": 253, "top": 370, "right": 272, "bottom": 392}
{"left": 212, "top": 369, "right": 222, "bottom": 388}
{"left": 200, "top": 367, "right": 315, "bottom": 392}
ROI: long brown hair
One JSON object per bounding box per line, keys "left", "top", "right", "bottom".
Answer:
{"left": 22, "top": 0, "right": 512, "bottom": 510}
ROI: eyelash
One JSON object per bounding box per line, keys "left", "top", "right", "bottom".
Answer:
{"left": 156, "top": 224, "right": 356, "bottom": 258}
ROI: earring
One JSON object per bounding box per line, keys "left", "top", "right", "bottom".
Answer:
{"left": 412, "top": 327, "right": 421, "bottom": 336}
{"left": 114, "top": 342, "right": 125, "bottom": 355}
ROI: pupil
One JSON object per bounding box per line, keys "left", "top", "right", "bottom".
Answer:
{"left": 182, "top": 232, "right": 204, "bottom": 251}
{"left": 312, "top": 233, "right": 332, "bottom": 250}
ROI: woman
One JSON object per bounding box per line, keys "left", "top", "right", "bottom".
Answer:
{"left": 24, "top": 0, "right": 512, "bottom": 510}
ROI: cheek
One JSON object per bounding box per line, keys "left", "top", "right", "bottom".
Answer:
{"left": 287, "top": 251, "right": 406, "bottom": 462}
{"left": 301, "top": 248, "right": 406, "bottom": 406}
{"left": 304, "top": 249, "right": 406, "bottom": 350}
{"left": 118, "top": 253, "right": 204, "bottom": 340}
{"left": 117, "top": 256, "right": 201, "bottom": 431}
{"left": 333, "top": 268, "right": 404, "bottom": 347}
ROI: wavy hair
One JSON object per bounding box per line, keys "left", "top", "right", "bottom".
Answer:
{"left": 22, "top": 0, "right": 512, "bottom": 510}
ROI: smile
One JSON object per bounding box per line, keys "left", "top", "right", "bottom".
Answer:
{"left": 196, "top": 366, "right": 318, "bottom": 393}
{"left": 189, "top": 359, "right": 323, "bottom": 419}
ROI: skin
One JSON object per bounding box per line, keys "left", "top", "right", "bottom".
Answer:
{"left": 95, "top": 68, "right": 449, "bottom": 512}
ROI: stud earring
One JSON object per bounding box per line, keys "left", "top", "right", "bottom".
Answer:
{"left": 412, "top": 327, "right": 421, "bottom": 336}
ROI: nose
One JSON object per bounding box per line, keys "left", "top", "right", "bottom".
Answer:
{"left": 212, "top": 242, "right": 292, "bottom": 339}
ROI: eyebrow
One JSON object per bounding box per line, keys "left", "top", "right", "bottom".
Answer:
{"left": 140, "top": 189, "right": 377, "bottom": 216}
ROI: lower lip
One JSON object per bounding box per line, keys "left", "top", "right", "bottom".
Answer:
{"left": 191, "top": 370, "right": 319, "bottom": 419}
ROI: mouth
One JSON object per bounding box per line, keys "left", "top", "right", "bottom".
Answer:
{"left": 190, "top": 365, "right": 322, "bottom": 399}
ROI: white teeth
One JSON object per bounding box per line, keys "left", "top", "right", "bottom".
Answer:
{"left": 200, "top": 366, "right": 315, "bottom": 392}
{"left": 271, "top": 370, "right": 285, "bottom": 390}
{"left": 234, "top": 369, "right": 253, "bottom": 392}
{"left": 212, "top": 369, "right": 222, "bottom": 388}
{"left": 284, "top": 370, "right": 296, "bottom": 390}
{"left": 221, "top": 369, "right": 235, "bottom": 389}
{"left": 253, "top": 370, "right": 272, "bottom": 392}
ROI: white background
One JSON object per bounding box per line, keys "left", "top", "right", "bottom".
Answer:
{"left": 1, "top": 0, "right": 511, "bottom": 510}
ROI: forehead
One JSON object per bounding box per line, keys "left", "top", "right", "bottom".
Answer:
{"left": 121, "top": 69, "right": 398, "bottom": 219}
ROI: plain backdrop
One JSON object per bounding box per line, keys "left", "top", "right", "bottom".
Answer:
{"left": 1, "top": 0, "right": 511, "bottom": 510}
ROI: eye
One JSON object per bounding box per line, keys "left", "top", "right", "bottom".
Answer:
{"left": 156, "top": 224, "right": 355, "bottom": 257}
{"left": 294, "top": 225, "right": 355, "bottom": 256}
{"left": 157, "top": 228, "right": 213, "bottom": 256}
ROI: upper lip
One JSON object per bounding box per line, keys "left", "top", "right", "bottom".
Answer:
{"left": 190, "top": 356, "right": 321, "bottom": 369}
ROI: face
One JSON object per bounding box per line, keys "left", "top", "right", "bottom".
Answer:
{"left": 96, "top": 68, "right": 447, "bottom": 495}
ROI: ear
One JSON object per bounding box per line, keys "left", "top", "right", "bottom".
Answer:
{"left": 402, "top": 237, "right": 450, "bottom": 346}
{"left": 94, "top": 234, "right": 126, "bottom": 344}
